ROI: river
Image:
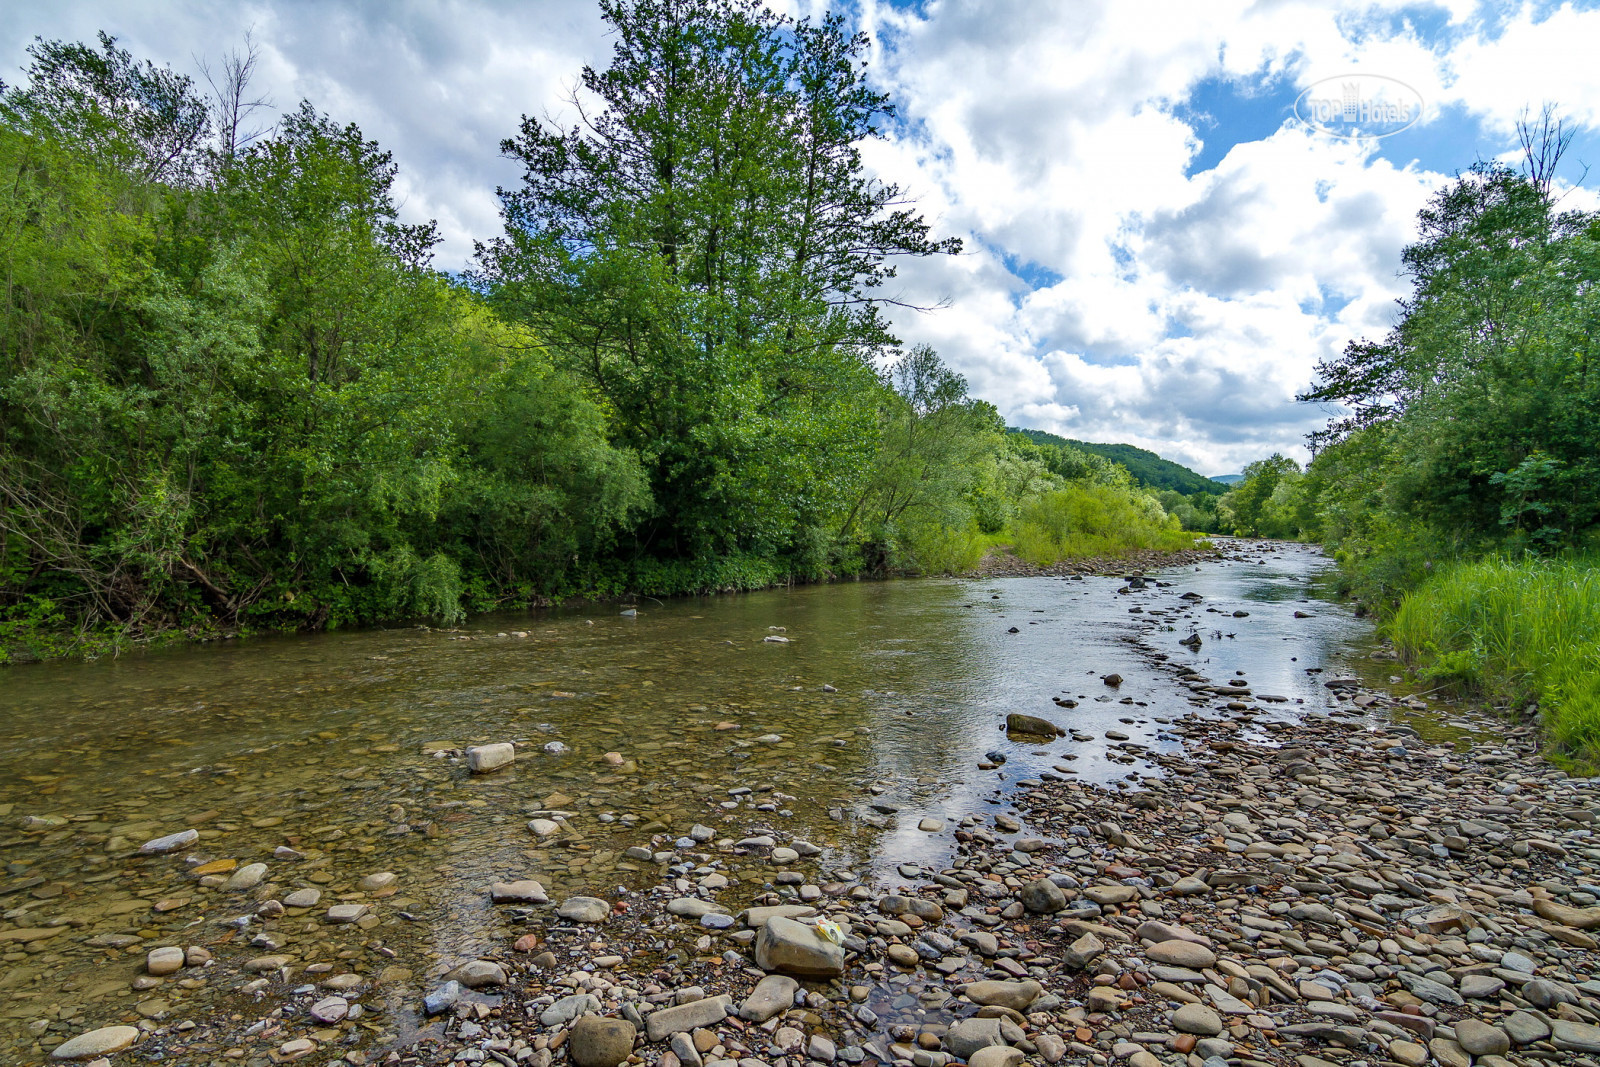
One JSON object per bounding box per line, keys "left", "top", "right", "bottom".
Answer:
{"left": 0, "top": 541, "right": 1432, "bottom": 1058}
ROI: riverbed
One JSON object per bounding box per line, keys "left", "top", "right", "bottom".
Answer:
{"left": 1, "top": 541, "right": 1463, "bottom": 1062}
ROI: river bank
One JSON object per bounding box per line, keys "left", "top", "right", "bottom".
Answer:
{"left": 9, "top": 544, "right": 1599, "bottom": 1067}
{"left": 963, "top": 544, "right": 1219, "bottom": 579}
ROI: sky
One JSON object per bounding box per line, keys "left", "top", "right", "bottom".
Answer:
{"left": 5, "top": 1, "right": 1599, "bottom": 477}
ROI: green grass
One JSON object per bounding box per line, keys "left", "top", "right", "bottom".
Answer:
{"left": 1389, "top": 554, "right": 1600, "bottom": 759}
{"left": 1010, "top": 484, "right": 1198, "bottom": 567}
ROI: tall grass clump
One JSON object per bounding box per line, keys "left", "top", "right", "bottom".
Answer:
{"left": 1389, "top": 555, "right": 1600, "bottom": 758}
{"left": 1011, "top": 485, "right": 1196, "bottom": 567}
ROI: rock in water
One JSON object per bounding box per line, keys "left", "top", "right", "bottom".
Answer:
{"left": 568, "top": 1015, "right": 637, "bottom": 1067}
{"left": 557, "top": 896, "right": 611, "bottom": 923}
{"left": 446, "top": 960, "right": 507, "bottom": 988}
{"left": 423, "top": 981, "right": 462, "bottom": 1015}
{"left": 139, "top": 829, "right": 198, "bottom": 854}
{"left": 467, "top": 742, "right": 515, "bottom": 773}
{"left": 753, "top": 916, "right": 845, "bottom": 977}
{"left": 1005, "top": 713, "right": 1063, "bottom": 736}
{"left": 490, "top": 879, "right": 549, "bottom": 904}
{"left": 50, "top": 1025, "right": 140, "bottom": 1059}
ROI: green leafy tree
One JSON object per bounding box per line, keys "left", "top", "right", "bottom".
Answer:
{"left": 2, "top": 32, "right": 210, "bottom": 182}
{"left": 839, "top": 345, "right": 1002, "bottom": 565}
{"left": 1304, "top": 159, "right": 1600, "bottom": 556}
{"left": 478, "top": 0, "right": 960, "bottom": 559}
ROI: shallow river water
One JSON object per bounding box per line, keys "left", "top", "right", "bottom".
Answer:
{"left": 0, "top": 541, "right": 1436, "bottom": 1059}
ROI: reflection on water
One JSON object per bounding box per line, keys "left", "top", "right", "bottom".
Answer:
{"left": 0, "top": 542, "right": 1379, "bottom": 1050}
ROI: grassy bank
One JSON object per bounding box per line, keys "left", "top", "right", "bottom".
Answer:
{"left": 1389, "top": 555, "right": 1600, "bottom": 760}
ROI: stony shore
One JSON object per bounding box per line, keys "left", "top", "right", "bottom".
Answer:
{"left": 963, "top": 545, "right": 1219, "bottom": 580}
{"left": 16, "top": 556, "right": 1600, "bottom": 1067}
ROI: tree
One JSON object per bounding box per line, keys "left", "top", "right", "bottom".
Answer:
{"left": 1303, "top": 162, "right": 1600, "bottom": 554}
{"left": 1, "top": 32, "right": 210, "bottom": 183}
{"left": 840, "top": 346, "right": 1001, "bottom": 549}
{"left": 1220, "top": 454, "right": 1302, "bottom": 537}
{"left": 478, "top": 0, "right": 960, "bottom": 558}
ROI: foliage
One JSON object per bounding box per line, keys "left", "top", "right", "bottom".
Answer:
{"left": 0, "top": 35, "right": 643, "bottom": 651}
{"left": 478, "top": 0, "right": 959, "bottom": 561}
{"left": 1389, "top": 555, "right": 1600, "bottom": 758}
{"left": 0, "top": 18, "right": 1217, "bottom": 658}
{"left": 1008, "top": 428, "right": 1227, "bottom": 495}
{"left": 1217, "top": 453, "right": 1313, "bottom": 538}
{"left": 1302, "top": 162, "right": 1600, "bottom": 566}
{"left": 1010, "top": 484, "right": 1194, "bottom": 567}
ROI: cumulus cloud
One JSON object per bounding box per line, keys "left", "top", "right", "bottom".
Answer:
{"left": 4, "top": 0, "right": 1596, "bottom": 475}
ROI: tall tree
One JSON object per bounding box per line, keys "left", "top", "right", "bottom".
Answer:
{"left": 479, "top": 0, "right": 960, "bottom": 558}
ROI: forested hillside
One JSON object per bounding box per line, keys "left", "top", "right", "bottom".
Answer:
{"left": 1008, "top": 429, "right": 1226, "bottom": 495}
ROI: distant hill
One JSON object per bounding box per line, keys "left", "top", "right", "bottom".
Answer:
{"left": 1009, "top": 428, "right": 1229, "bottom": 495}
{"left": 1212, "top": 474, "right": 1244, "bottom": 485}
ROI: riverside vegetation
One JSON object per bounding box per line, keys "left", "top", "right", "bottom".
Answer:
{"left": 1186, "top": 115, "right": 1600, "bottom": 763}
{"left": 0, "top": 8, "right": 1197, "bottom": 663}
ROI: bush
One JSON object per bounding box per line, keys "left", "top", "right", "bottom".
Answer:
{"left": 1390, "top": 554, "right": 1600, "bottom": 758}
{"left": 1010, "top": 484, "right": 1193, "bottom": 566}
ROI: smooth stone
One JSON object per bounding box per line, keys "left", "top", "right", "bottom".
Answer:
{"left": 1146, "top": 940, "right": 1216, "bottom": 969}
{"left": 1453, "top": 1020, "right": 1509, "bottom": 1057}
{"left": 467, "top": 742, "right": 515, "bottom": 773}
{"left": 224, "top": 863, "right": 267, "bottom": 891}
{"left": 447, "top": 959, "right": 507, "bottom": 988}
{"left": 139, "top": 830, "right": 198, "bottom": 854}
{"left": 283, "top": 888, "right": 321, "bottom": 908}
{"left": 1552, "top": 1019, "right": 1600, "bottom": 1053}
{"left": 754, "top": 916, "right": 844, "bottom": 977}
{"left": 423, "top": 981, "right": 462, "bottom": 1015}
{"left": 1062, "top": 932, "right": 1105, "bottom": 970}
{"left": 645, "top": 995, "right": 732, "bottom": 1042}
{"left": 358, "top": 872, "right": 396, "bottom": 892}
{"left": 770, "top": 847, "right": 800, "bottom": 864}
{"left": 967, "top": 1048, "right": 1025, "bottom": 1067}
{"left": 964, "top": 980, "right": 1041, "bottom": 1011}
{"left": 1019, "top": 879, "right": 1067, "bottom": 914}
{"left": 326, "top": 904, "right": 368, "bottom": 923}
{"left": 1502, "top": 1011, "right": 1550, "bottom": 1045}
{"left": 528, "top": 818, "right": 561, "bottom": 836}
{"left": 1083, "top": 884, "right": 1137, "bottom": 905}
{"left": 1460, "top": 974, "right": 1505, "bottom": 999}
{"left": 542, "top": 993, "right": 603, "bottom": 1027}
{"left": 943, "top": 1017, "right": 1005, "bottom": 1059}
{"left": 739, "top": 974, "right": 799, "bottom": 1022}
{"left": 569, "top": 1015, "right": 637, "bottom": 1067}
{"left": 1173, "top": 1003, "right": 1224, "bottom": 1036}
{"left": 558, "top": 896, "right": 611, "bottom": 923}
{"left": 146, "top": 946, "right": 185, "bottom": 976}
{"left": 1005, "top": 713, "right": 1062, "bottom": 736}
{"left": 745, "top": 904, "right": 818, "bottom": 928}
{"left": 310, "top": 996, "right": 349, "bottom": 1024}
{"left": 667, "top": 898, "right": 727, "bottom": 920}
{"left": 491, "top": 880, "right": 549, "bottom": 904}
{"left": 50, "top": 1026, "right": 141, "bottom": 1060}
